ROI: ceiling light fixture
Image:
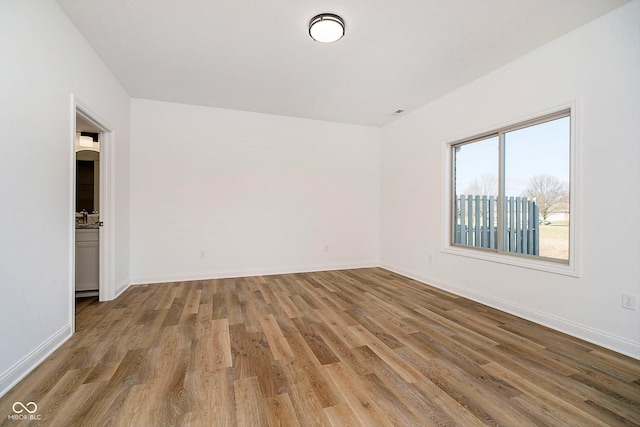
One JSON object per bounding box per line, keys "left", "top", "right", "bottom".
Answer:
{"left": 76, "top": 133, "right": 100, "bottom": 152}
{"left": 309, "top": 13, "right": 345, "bottom": 43}
{"left": 79, "top": 136, "right": 94, "bottom": 147}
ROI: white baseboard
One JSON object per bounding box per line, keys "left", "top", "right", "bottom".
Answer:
{"left": 115, "top": 278, "right": 130, "bottom": 298}
{"left": 0, "top": 324, "right": 72, "bottom": 398}
{"left": 380, "top": 263, "right": 640, "bottom": 360}
{"left": 130, "top": 261, "right": 378, "bottom": 286}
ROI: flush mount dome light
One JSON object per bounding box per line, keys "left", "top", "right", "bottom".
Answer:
{"left": 309, "top": 13, "right": 345, "bottom": 43}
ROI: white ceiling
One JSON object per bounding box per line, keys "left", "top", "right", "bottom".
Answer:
{"left": 56, "top": 0, "right": 628, "bottom": 127}
{"left": 76, "top": 115, "right": 101, "bottom": 133}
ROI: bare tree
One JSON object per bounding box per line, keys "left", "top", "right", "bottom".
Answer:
{"left": 464, "top": 173, "right": 498, "bottom": 196}
{"left": 523, "top": 174, "right": 568, "bottom": 221}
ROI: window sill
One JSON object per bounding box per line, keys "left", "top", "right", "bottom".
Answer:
{"left": 442, "top": 245, "right": 579, "bottom": 277}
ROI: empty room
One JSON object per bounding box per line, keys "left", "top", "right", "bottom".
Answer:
{"left": 1, "top": 0, "right": 639, "bottom": 425}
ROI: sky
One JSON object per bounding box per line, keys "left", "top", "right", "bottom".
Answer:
{"left": 454, "top": 116, "right": 570, "bottom": 197}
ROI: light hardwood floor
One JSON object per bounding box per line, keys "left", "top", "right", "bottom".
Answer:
{"left": 1, "top": 268, "right": 639, "bottom": 426}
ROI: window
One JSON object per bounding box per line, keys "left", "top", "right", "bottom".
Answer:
{"left": 450, "top": 110, "right": 571, "bottom": 264}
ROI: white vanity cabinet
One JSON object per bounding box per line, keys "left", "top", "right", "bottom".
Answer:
{"left": 75, "top": 228, "right": 99, "bottom": 292}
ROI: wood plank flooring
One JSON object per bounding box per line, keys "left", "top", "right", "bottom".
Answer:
{"left": 1, "top": 268, "right": 639, "bottom": 426}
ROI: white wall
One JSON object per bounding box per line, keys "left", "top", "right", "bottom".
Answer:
{"left": 0, "top": 0, "right": 131, "bottom": 395}
{"left": 130, "top": 99, "right": 380, "bottom": 283}
{"left": 381, "top": 1, "right": 640, "bottom": 358}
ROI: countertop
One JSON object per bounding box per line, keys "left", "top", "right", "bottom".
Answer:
{"left": 76, "top": 224, "right": 99, "bottom": 229}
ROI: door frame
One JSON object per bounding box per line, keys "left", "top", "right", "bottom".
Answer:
{"left": 70, "top": 95, "right": 116, "bottom": 320}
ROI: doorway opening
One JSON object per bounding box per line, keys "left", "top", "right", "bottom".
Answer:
{"left": 74, "top": 122, "right": 101, "bottom": 299}
{"left": 71, "top": 96, "right": 116, "bottom": 326}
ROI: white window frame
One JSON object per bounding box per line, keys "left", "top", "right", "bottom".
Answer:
{"left": 442, "top": 105, "right": 580, "bottom": 277}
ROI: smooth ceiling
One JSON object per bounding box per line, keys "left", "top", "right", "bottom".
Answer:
{"left": 76, "top": 115, "right": 101, "bottom": 133}
{"left": 56, "top": 0, "right": 628, "bottom": 127}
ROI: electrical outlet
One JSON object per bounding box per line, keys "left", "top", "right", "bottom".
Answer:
{"left": 427, "top": 254, "right": 433, "bottom": 262}
{"left": 324, "top": 245, "right": 329, "bottom": 252}
{"left": 200, "top": 250, "right": 206, "bottom": 258}
{"left": 622, "top": 293, "right": 636, "bottom": 310}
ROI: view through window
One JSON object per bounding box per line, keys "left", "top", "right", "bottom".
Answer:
{"left": 452, "top": 111, "right": 571, "bottom": 263}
